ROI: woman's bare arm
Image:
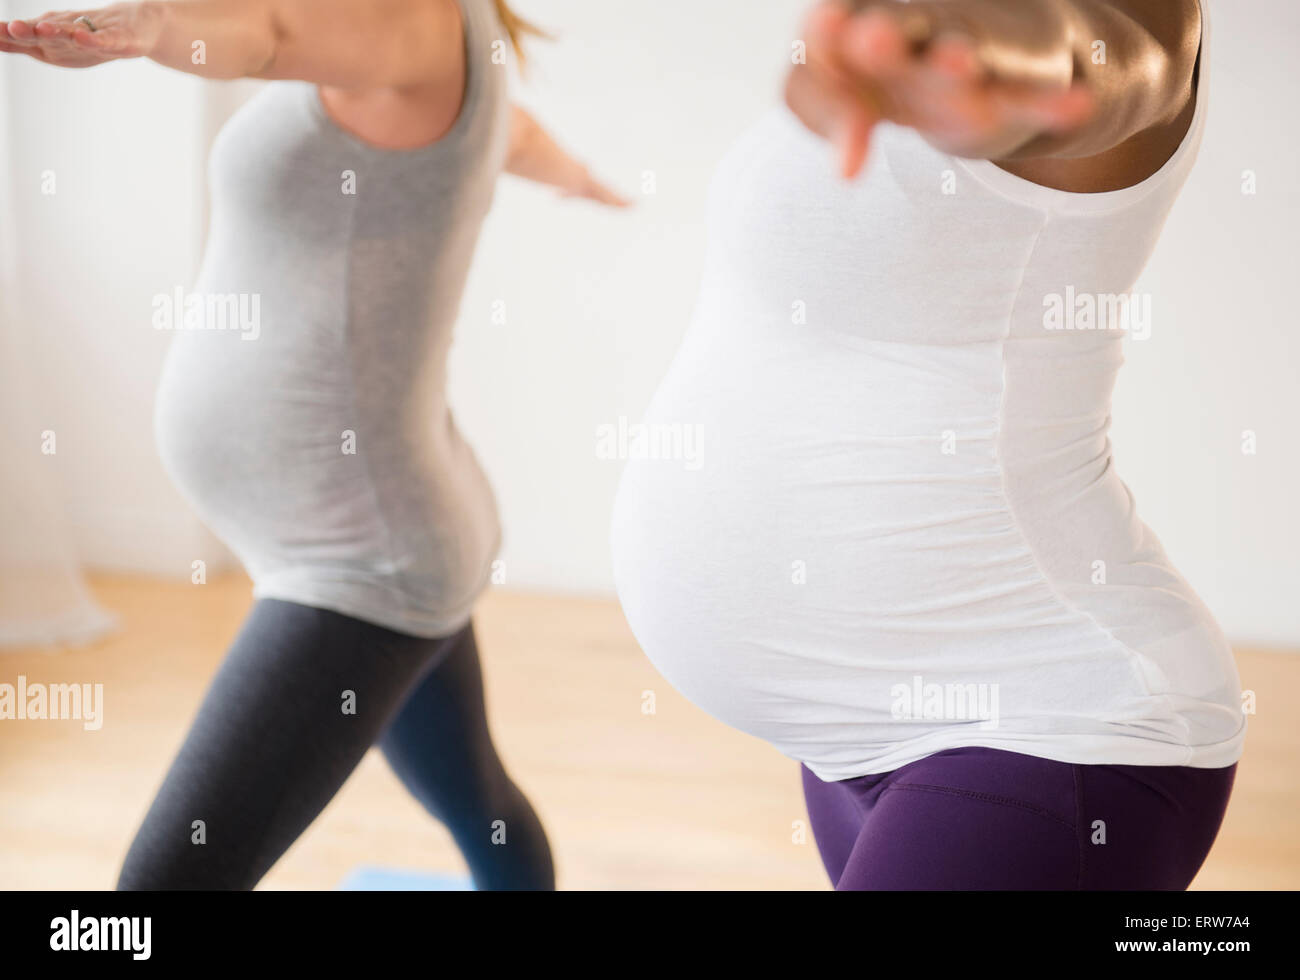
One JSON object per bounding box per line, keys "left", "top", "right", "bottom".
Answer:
{"left": 1, "top": 5, "right": 630, "bottom": 206}
{"left": 933, "top": 0, "right": 1201, "bottom": 159}
{"left": 506, "top": 106, "right": 631, "bottom": 206}
{"left": 0, "top": 0, "right": 463, "bottom": 87}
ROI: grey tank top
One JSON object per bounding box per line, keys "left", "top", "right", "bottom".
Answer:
{"left": 154, "top": 0, "right": 510, "bottom": 637}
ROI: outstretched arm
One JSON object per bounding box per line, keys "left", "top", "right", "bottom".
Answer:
{"left": 3, "top": 4, "right": 631, "bottom": 206}
{"left": 785, "top": 0, "right": 1201, "bottom": 176}
{"left": 505, "top": 105, "right": 631, "bottom": 206}
{"left": 0, "top": 0, "right": 464, "bottom": 86}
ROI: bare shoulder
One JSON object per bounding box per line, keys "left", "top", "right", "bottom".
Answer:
{"left": 1117, "top": 0, "right": 1203, "bottom": 76}
{"left": 1115, "top": 0, "right": 1203, "bottom": 133}
{"left": 992, "top": 0, "right": 1203, "bottom": 191}
{"left": 388, "top": 0, "right": 468, "bottom": 96}
{"left": 1119, "top": 0, "right": 1202, "bottom": 42}
{"left": 404, "top": 0, "right": 469, "bottom": 72}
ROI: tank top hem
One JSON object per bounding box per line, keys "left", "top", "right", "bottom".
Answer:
{"left": 802, "top": 726, "right": 1246, "bottom": 783}
{"left": 250, "top": 577, "right": 480, "bottom": 641}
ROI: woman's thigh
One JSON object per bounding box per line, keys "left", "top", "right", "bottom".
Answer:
{"left": 804, "top": 747, "right": 1235, "bottom": 890}
{"left": 117, "top": 599, "right": 462, "bottom": 889}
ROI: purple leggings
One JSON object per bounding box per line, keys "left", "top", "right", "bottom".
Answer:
{"left": 801, "top": 746, "right": 1235, "bottom": 890}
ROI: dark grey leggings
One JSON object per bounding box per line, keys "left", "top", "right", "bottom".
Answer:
{"left": 116, "top": 598, "right": 553, "bottom": 890}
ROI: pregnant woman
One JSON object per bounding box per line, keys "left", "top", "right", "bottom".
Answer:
{"left": 3, "top": 0, "right": 624, "bottom": 889}
{"left": 612, "top": 0, "right": 1245, "bottom": 890}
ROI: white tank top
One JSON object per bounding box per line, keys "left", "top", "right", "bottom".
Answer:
{"left": 611, "top": 0, "right": 1245, "bottom": 780}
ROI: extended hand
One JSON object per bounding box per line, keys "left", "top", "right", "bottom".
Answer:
{"left": 560, "top": 169, "right": 633, "bottom": 208}
{"left": 1, "top": 4, "right": 161, "bottom": 68}
{"left": 786, "top": 0, "right": 1096, "bottom": 177}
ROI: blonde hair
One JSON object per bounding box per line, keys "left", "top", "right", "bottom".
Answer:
{"left": 491, "top": 0, "right": 547, "bottom": 63}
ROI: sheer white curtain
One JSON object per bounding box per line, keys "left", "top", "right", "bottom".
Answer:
{"left": 0, "top": 21, "right": 116, "bottom": 649}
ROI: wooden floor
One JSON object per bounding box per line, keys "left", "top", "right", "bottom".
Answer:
{"left": 1, "top": 573, "right": 1296, "bottom": 890}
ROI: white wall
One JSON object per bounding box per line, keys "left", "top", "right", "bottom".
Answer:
{"left": 1106, "top": 0, "right": 1300, "bottom": 648}
{"left": 4, "top": 0, "right": 1297, "bottom": 646}
{"left": 2, "top": 0, "right": 233, "bottom": 577}
{"left": 449, "top": 0, "right": 809, "bottom": 596}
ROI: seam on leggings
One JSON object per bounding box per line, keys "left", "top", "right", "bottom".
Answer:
{"left": 1072, "top": 764, "right": 1087, "bottom": 890}
{"left": 883, "top": 782, "right": 1076, "bottom": 833}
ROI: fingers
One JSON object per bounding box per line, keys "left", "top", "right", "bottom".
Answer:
{"left": 796, "top": 0, "right": 1097, "bottom": 163}
{"left": 785, "top": 54, "right": 883, "bottom": 176}
{"left": 840, "top": 8, "right": 911, "bottom": 81}
{"left": 6, "top": 12, "right": 106, "bottom": 44}
{"left": 835, "top": 102, "right": 876, "bottom": 179}
{"left": 3, "top": 15, "right": 76, "bottom": 48}
{"left": 839, "top": 3, "right": 984, "bottom": 84}
{"left": 1040, "top": 83, "right": 1096, "bottom": 132}
{"left": 1, "top": 11, "right": 130, "bottom": 63}
{"left": 788, "top": 3, "right": 890, "bottom": 176}
{"left": 71, "top": 26, "right": 121, "bottom": 50}
{"left": 33, "top": 14, "right": 94, "bottom": 42}
{"left": 593, "top": 187, "right": 633, "bottom": 208}
{"left": 597, "top": 180, "right": 635, "bottom": 207}
{"left": 556, "top": 165, "right": 633, "bottom": 208}
{"left": 815, "top": 3, "right": 976, "bottom": 135}
{"left": 34, "top": 19, "right": 76, "bottom": 39}
{"left": 836, "top": 5, "right": 989, "bottom": 99}
{"left": 569, "top": 177, "right": 633, "bottom": 208}
{"left": 926, "top": 34, "right": 983, "bottom": 84}
{"left": 1, "top": 19, "right": 51, "bottom": 61}
{"left": 0, "top": 20, "right": 56, "bottom": 61}
{"left": 991, "top": 81, "right": 1095, "bottom": 135}
{"left": 806, "top": 1, "right": 853, "bottom": 49}
{"left": 6, "top": 13, "right": 78, "bottom": 37}
{"left": 1, "top": 21, "right": 28, "bottom": 52}
{"left": 3, "top": 19, "right": 38, "bottom": 41}
{"left": 0, "top": 39, "right": 42, "bottom": 58}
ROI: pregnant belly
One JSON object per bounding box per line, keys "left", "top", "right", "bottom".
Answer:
{"left": 154, "top": 330, "right": 502, "bottom": 602}
{"left": 152, "top": 322, "right": 503, "bottom": 628}
{"left": 154, "top": 331, "right": 353, "bottom": 521}
{"left": 610, "top": 327, "right": 1245, "bottom": 775}
{"left": 153, "top": 330, "right": 450, "bottom": 577}
{"left": 610, "top": 424, "right": 1046, "bottom": 728}
{"left": 609, "top": 329, "right": 1169, "bottom": 750}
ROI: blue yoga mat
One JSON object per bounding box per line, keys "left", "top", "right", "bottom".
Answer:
{"left": 338, "top": 867, "right": 474, "bottom": 891}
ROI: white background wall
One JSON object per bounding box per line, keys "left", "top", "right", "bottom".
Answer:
{"left": 2, "top": 0, "right": 223, "bottom": 576}
{"left": 3, "top": 0, "right": 1297, "bottom": 647}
